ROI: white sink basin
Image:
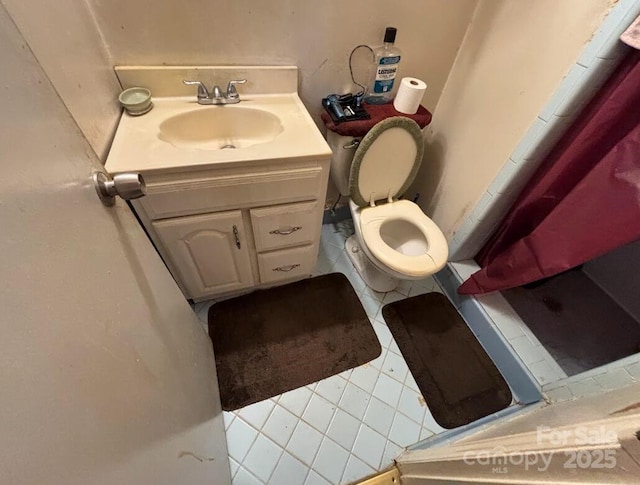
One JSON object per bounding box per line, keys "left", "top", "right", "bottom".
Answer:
{"left": 105, "top": 91, "right": 331, "bottom": 174}
{"left": 158, "top": 107, "right": 284, "bottom": 150}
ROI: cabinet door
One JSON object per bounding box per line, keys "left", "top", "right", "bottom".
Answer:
{"left": 153, "top": 211, "right": 254, "bottom": 299}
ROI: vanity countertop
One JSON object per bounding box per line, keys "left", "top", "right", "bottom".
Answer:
{"left": 105, "top": 93, "right": 331, "bottom": 175}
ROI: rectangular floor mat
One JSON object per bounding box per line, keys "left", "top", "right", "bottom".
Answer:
{"left": 382, "top": 292, "right": 512, "bottom": 429}
{"left": 208, "top": 273, "right": 381, "bottom": 411}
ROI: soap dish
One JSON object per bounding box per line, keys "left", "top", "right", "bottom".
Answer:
{"left": 119, "top": 87, "right": 152, "bottom": 116}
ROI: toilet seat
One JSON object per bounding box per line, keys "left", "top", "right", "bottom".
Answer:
{"left": 360, "top": 200, "right": 448, "bottom": 278}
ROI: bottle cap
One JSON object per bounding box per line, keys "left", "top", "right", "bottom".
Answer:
{"left": 384, "top": 27, "right": 397, "bottom": 43}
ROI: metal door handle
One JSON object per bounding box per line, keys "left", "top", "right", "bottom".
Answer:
{"left": 272, "top": 264, "right": 300, "bottom": 272}
{"left": 269, "top": 226, "right": 302, "bottom": 236}
{"left": 92, "top": 171, "right": 146, "bottom": 207}
{"left": 233, "top": 225, "right": 241, "bottom": 249}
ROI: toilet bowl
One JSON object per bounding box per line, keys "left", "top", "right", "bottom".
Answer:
{"left": 329, "top": 116, "right": 448, "bottom": 292}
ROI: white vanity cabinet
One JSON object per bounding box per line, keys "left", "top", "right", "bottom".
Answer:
{"left": 130, "top": 158, "right": 330, "bottom": 301}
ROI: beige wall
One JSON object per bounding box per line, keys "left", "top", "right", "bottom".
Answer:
{"left": 411, "top": 0, "right": 612, "bottom": 238}
{"left": 85, "top": 0, "right": 477, "bottom": 127}
{"left": 1, "top": 0, "right": 122, "bottom": 160}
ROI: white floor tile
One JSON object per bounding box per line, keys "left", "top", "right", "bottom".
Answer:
{"left": 352, "top": 424, "right": 387, "bottom": 469}
{"left": 509, "top": 335, "right": 546, "bottom": 365}
{"left": 408, "top": 284, "right": 430, "bottom": 297}
{"left": 388, "top": 339, "right": 401, "bottom": 355}
{"left": 372, "top": 373, "right": 403, "bottom": 408}
{"left": 382, "top": 291, "right": 404, "bottom": 305}
{"left": 363, "top": 397, "right": 395, "bottom": 436}
{"left": 327, "top": 409, "right": 361, "bottom": 451}
{"left": 381, "top": 350, "right": 409, "bottom": 383}
{"left": 420, "top": 427, "right": 435, "bottom": 441}
{"left": 381, "top": 440, "right": 404, "bottom": 468}
{"left": 233, "top": 466, "right": 263, "bottom": 485}
{"left": 224, "top": 411, "right": 236, "bottom": 431}
{"left": 371, "top": 320, "right": 393, "bottom": 348}
{"left": 288, "top": 421, "right": 323, "bottom": 466}
{"left": 262, "top": 404, "right": 298, "bottom": 447}
{"left": 394, "top": 280, "right": 414, "bottom": 296}
{"left": 270, "top": 452, "right": 309, "bottom": 485}
{"left": 237, "top": 399, "right": 275, "bottom": 431}
{"left": 389, "top": 412, "right": 421, "bottom": 447}
{"left": 360, "top": 293, "right": 382, "bottom": 320}
{"left": 349, "top": 364, "right": 380, "bottom": 394}
{"left": 368, "top": 347, "right": 388, "bottom": 370}
{"left": 242, "top": 434, "right": 283, "bottom": 482}
{"left": 229, "top": 458, "right": 240, "bottom": 479}
{"left": 404, "top": 372, "right": 420, "bottom": 393}
{"left": 302, "top": 393, "right": 336, "bottom": 433}
{"left": 319, "top": 239, "right": 343, "bottom": 262}
{"left": 315, "top": 375, "right": 348, "bottom": 405}
{"left": 338, "top": 382, "right": 371, "bottom": 420}
{"left": 341, "top": 454, "right": 376, "bottom": 484}
{"left": 305, "top": 470, "right": 331, "bottom": 485}
{"left": 332, "top": 252, "right": 354, "bottom": 275}
{"left": 345, "top": 269, "right": 367, "bottom": 294}
{"left": 529, "top": 359, "right": 563, "bottom": 386}
{"left": 312, "top": 438, "right": 350, "bottom": 484}
{"left": 362, "top": 286, "right": 386, "bottom": 302}
{"left": 423, "top": 409, "right": 446, "bottom": 434}
{"left": 227, "top": 418, "right": 259, "bottom": 463}
{"left": 279, "top": 386, "right": 313, "bottom": 417}
{"left": 397, "top": 387, "right": 426, "bottom": 425}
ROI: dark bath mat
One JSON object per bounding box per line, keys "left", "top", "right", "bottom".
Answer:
{"left": 208, "top": 273, "right": 381, "bottom": 411}
{"left": 382, "top": 292, "right": 512, "bottom": 429}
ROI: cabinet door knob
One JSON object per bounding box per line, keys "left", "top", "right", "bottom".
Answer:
{"left": 272, "top": 264, "right": 300, "bottom": 272}
{"left": 232, "top": 225, "right": 241, "bottom": 249}
{"left": 269, "top": 226, "right": 302, "bottom": 236}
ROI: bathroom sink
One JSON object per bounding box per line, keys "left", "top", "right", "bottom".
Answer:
{"left": 104, "top": 66, "right": 332, "bottom": 173}
{"left": 158, "top": 107, "right": 284, "bottom": 150}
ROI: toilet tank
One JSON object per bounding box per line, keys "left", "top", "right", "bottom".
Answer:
{"left": 327, "top": 130, "right": 360, "bottom": 197}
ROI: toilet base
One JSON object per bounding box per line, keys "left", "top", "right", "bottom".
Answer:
{"left": 345, "top": 236, "right": 399, "bottom": 293}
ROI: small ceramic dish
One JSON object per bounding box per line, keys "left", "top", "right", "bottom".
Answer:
{"left": 119, "top": 87, "right": 152, "bottom": 115}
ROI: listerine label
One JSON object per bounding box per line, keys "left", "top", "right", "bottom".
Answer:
{"left": 373, "top": 56, "right": 401, "bottom": 93}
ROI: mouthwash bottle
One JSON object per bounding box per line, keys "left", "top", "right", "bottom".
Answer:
{"left": 365, "top": 27, "right": 402, "bottom": 105}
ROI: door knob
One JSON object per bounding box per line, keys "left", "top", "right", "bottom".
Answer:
{"left": 92, "top": 171, "right": 146, "bottom": 206}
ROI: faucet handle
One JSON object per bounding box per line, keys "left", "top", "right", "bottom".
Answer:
{"left": 183, "top": 80, "right": 210, "bottom": 100}
{"left": 226, "top": 79, "right": 247, "bottom": 99}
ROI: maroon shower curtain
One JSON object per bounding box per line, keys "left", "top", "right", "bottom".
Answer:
{"left": 459, "top": 48, "right": 640, "bottom": 295}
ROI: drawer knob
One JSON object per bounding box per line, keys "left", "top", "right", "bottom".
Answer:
{"left": 272, "top": 264, "right": 300, "bottom": 272}
{"left": 269, "top": 226, "right": 302, "bottom": 236}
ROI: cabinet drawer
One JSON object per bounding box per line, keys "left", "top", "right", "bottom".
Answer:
{"left": 250, "top": 201, "right": 320, "bottom": 252}
{"left": 257, "top": 245, "right": 316, "bottom": 284}
{"left": 140, "top": 167, "right": 323, "bottom": 220}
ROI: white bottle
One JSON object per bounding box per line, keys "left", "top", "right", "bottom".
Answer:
{"left": 366, "top": 27, "right": 402, "bottom": 105}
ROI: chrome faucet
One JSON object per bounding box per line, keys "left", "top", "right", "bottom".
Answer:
{"left": 182, "top": 79, "right": 247, "bottom": 105}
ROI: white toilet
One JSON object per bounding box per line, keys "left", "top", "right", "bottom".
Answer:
{"left": 327, "top": 117, "right": 448, "bottom": 292}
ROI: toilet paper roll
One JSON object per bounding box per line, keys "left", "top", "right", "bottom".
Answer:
{"left": 393, "top": 77, "right": 427, "bottom": 115}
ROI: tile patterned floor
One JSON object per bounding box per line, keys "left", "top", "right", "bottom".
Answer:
{"left": 197, "top": 220, "right": 447, "bottom": 485}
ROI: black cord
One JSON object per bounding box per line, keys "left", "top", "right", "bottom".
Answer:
{"left": 330, "top": 194, "right": 342, "bottom": 215}
{"left": 349, "top": 44, "right": 374, "bottom": 96}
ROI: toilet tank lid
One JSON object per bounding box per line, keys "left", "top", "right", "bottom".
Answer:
{"left": 349, "top": 117, "right": 424, "bottom": 207}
